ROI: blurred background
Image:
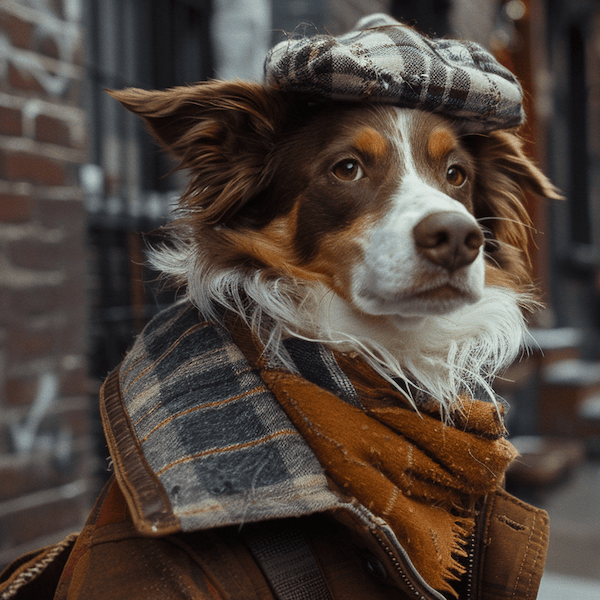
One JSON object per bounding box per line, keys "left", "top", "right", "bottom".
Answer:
{"left": 0, "top": 0, "right": 599, "bottom": 596}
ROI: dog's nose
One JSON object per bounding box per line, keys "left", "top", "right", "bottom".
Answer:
{"left": 413, "top": 211, "right": 484, "bottom": 271}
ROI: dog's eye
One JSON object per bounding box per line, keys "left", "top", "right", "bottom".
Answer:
{"left": 446, "top": 165, "right": 467, "bottom": 187}
{"left": 332, "top": 159, "right": 364, "bottom": 182}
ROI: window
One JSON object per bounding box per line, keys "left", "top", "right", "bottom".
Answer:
{"left": 82, "top": 0, "right": 213, "bottom": 379}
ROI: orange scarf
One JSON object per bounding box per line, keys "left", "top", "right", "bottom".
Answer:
{"left": 231, "top": 323, "right": 517, "bottom": 596}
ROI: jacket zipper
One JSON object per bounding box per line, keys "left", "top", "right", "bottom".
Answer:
{"left": 463, "top": 528, "right": 478, "bottom": 600}
{"left": 372, "top": 530, "right": 445, "bottom": 600}
{"left": 463, "top": 499, "right": 487, "bottom": 600}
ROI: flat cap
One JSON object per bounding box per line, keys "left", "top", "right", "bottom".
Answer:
{"left": 264, "top": 13, "right": 525, "bottom": 132}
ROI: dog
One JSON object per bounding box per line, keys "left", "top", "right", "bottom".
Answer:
{"left": 109, "top": 79, "right": 560, "bottom": 417}
{"left": 0, "top": 16, "right": 561, "bottom": 599}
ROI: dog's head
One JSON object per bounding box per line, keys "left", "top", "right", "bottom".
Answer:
{"left": 110, "top": 81, "right": 560, "bottom": 322}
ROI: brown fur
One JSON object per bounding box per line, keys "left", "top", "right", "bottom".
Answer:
{"left": 462, "top": 130, "right": 563, "bottom": 289}
{"left": 109, "top": 81, "right": 562, "bottom": 301}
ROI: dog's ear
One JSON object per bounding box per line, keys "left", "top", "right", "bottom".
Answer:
{"left": 107, "top": 81, "right": 286, "bottom": 225}
{"left": 470, "top": 130, "right": 563, "bottom": 200}
{"left": 464, "top": 130, "right": 563, "bottom": 283}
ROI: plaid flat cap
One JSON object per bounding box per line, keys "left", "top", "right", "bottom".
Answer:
{"left": 265, "top": 13, "right": 525, "bottom": 132}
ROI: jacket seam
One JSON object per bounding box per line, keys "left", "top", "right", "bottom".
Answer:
{"left": 100, "top": 369, "right": 180, "bottom": 536}
{"left": 510, "top": 510, "right": 536, "bottom": 598}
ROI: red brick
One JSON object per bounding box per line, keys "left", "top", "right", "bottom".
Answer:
{"left": 0, "top": 464, "right": 63, "bottom": 501}
{"left": 42, "top": 405, "right": 93, "bottom": 442}
{"left": 8, "top": 284, "right": 61, "bottom": 318}
{"left": 71, "top": 38, "right": 86, "bottom": 68}
{"left": 8, "top": 238, "right": 63, "bottom": 271}
{"left": 54, "top": 306, "right": 87, "bottom": 352}
{"left": 0, "top": 193, "right": 31, "bottom": 223}
{"left": 5, "top": 307, "right": 87, "bottom": 363}
{"left": 0, "top": 4, "right": 93, "bottom": 564}
{"left": 7, "top": 281, "right": 85, "bottom": 326}
{"left": 50, "top": 0, "right": 64, "bottom": 19}
{"left": 6, "top": 322, "right": 58, "bottom": 363}
{"left": 0, "top": 446, "right": 94, "bottom": 501}
{"left": 62, "top": 407, "right": 92, "bottom": 438}
{"left": 64, "top": 78, "right": 83, "bottom": 106}
{"left": 35, "top": 114, "right": 72, "bottom": 147}
{"left": 56, "top": 281, "right": 87, "bottom": 318}
{"left": 0, "top": 467, "right": 22, "bottom": 502}
{"left": 37, "top": 36, "right": 61, "bottom": 61}
{"left": 0, "top": 287, "right": 9, "bottom": 326}
{"left": 8, "top": 64, "right": 46, "bottom": 95}
{"left": 60, "top": 366, "right": 89, "bottom": 398}
{"left": 0, "top": 106, "right": 22, "bottom": 137}
{"left": 0, "top": 423, "right": 11, "bottom": 455}
{"left": 0, "top": 13, "right": 33, "bottom": 49}
{"left": 58, "top": 316, "right": 87, "bottom": 356}
{"left": 37, "top": 198, "right": 85, "bottom": 230}
{"left": 0, "top": 461, "right": 72, "bottom": 502}
{"left": 0, "top": 150, "right": 67, "bottom": 186}
{"left": 4, "top": 377, "right": 37, "bottom": 408}
{"left": 0, "top": 496, "right": 86, "bottom": 549}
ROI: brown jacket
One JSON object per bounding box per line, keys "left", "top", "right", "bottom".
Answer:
{"left": 0, "top": 303, "right": 550, "bottom": 599}
{"left": 0, "top": 477, "right": 549, "bottom": 600}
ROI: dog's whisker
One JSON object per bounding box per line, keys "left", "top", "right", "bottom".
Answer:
{"left": 483, "top": 253, "right": 503, "bottom": 270}
{"left": 476, "top": 215, "right": 538, "bottom": 232}
{"left": 486, "top": 237, "right": 525, "bottom": 254}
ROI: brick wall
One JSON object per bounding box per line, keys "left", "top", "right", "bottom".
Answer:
{"left": 0, "top": 0, "right": 95, "bottom": 566}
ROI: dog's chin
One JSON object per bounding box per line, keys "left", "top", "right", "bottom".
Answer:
{"left": 353, "top": 283, "right": 483, "bottom": 319}
{"left": 350, "top": 255, "right": 487, "bottom": 320}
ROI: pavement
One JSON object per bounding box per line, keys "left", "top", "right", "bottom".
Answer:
{"left": 538, "top": 573, "right": 599, "bottom": 600}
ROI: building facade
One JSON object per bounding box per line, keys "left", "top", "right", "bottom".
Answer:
{"left": 0, "top": 0, "right": 91, "bottom": 566}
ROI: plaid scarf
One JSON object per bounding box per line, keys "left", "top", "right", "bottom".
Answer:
{"left": 265, "top": 13, "right": 524, "bottom": 132}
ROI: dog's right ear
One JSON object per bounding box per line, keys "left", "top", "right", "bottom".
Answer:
{"left": 107, "top": 81, "right": 286, "bottom": 225}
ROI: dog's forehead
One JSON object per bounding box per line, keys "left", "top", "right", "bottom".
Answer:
{"left": 389, "top": 109, "right": 461, "bottom": 156}
{"left": 324, "top": 106, "right": 462, "bottom": 160}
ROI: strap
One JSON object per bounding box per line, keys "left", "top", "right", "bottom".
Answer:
{"left": 0, "top": 533, "right": 78, "bottom": 599}
{"left": 243, "top": 521, "right": 333, "bottom": 600}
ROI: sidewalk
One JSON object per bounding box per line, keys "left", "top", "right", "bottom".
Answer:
{"left": 539, "top": 572, "right": 599, "bottom": 599}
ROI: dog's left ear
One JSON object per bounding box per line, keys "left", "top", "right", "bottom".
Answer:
{"left": 108, "top": 81, "right": 287, "bottom": 225}
{"left": 467, "top": 129, "right": 563, "bottom": 200}
{"left": 463, "top": 129, "right": 563, "bottom": 282}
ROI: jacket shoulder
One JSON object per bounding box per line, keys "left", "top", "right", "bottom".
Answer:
{"left": 474, "top": 487, "right": 550, "bottom": 599}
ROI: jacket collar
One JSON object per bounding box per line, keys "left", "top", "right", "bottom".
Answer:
{"left": 101, "top": 300, "right": 355, "bottom": 536}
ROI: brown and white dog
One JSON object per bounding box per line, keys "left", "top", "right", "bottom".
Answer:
{"left": 110, "top": 81, "right": 560, "bottom": 416}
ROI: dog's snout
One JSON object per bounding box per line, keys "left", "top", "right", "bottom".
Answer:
{"left": 413, "top": 211, "right": 484, "bottom": 271}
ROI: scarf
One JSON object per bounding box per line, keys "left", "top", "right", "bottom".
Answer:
{"left": 230, "top": 320, "right": 518, "bottom": 596}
